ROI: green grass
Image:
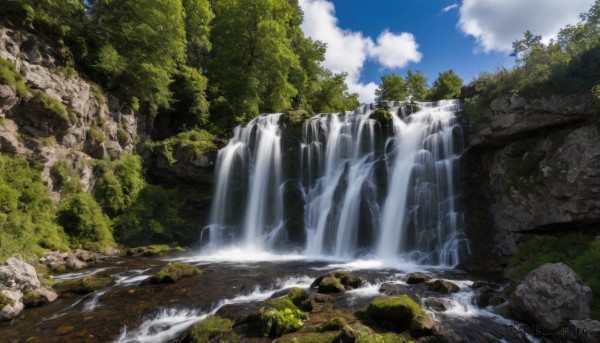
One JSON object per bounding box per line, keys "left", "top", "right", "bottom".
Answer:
{"left": 30, "top": 91, "right": 68, "bottom": 121}
{"left": 0, "top": 56, "right": 28, "bottom": 98}
{"left": 51, "top": 160, "right": 82, "bottom": 195}
{"left": 87, "top": 126, "right": 106, "bottom": 143}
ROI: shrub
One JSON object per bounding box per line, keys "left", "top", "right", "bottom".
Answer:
{"left": 87, "top": 126, "right": 106, "bottom": 143}
{"left": 30, "top": 91, "right": 68, "bottom": 121}
{"left": 116, "top": 128, "right": 129, "bottom": 145}
{"left": 57, "top": 192, "right": 114, "bottom": 249}
{"left": 50, "top": 160, "right": 82, "bottom": 195}
{"left": 93, "top": 154, "right": 144, "bottom": 216}
{"left": 146, "top": 129, "right": 216, "bottom": 165}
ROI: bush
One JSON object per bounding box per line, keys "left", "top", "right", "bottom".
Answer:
{"left": 146, "top": 129, "right": 216, "bottom": 165}
{"left": 51, "top": 160, "right": 82, "bottom": 196}
{"left": 93, "top": 154, "right": 144, "bottom": 216}
{"left": 87, "top": 126, "right": 106, "bottom": 143}
{"left": 116, "top": 128, "right": 129, "bottom": 145}
{"left": 57, "top": 192, "right": 114, "bottom": 249}
{"left": 0, "top": 56, "right": 27, "bottom": 98}
{"left": 29, "top": 91, "right": 68, "bottom": 122}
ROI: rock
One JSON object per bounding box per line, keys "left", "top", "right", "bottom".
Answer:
{"left": 311, "top": 293, "right": 332, "bottom": 303}
{"left": 0, "top": 289, "right": 24, "bottom": 321}
{"left": 287, "top": 287, "right": 312, "bottom": 311}
{"left": 0, "top": 257, "right": 41, "bottom": 290}
{"left": 427, "top": 280, "right": 460, "bottom": 294}
{"left": 509, "top": 263, "right": 592, "bottom": 328}
{"left": 316, "top": 317, "right": 347, "bottom": 332}
{"left": 257, "top": 296, "right": 307, "bottom": 338}
{"left": 73, "top": 249, "right": 100, "bottom": 262}
{"left": 406, "top": 273, "right": 432, "bottom": 284}
{"left": 54, "top": 275, "right": 114, "bottom": 296}
{"left": 471, "top": 281, "right": 500, "bottom": 290}
{"left": 424, "top": 298, "right": 449, "bottom": 312}
{"left": 310, "top": 272, "right": 363, "bottom": 293}
{"left": 103, "top": 246, "right": 121, "bottom": 257}
{"left": 151, "top": 262, "right": 201, "bottom": 283}
{"left": 65, "top": 254, "right": 87, "bottom": 270}
{"left": 410, "top": 316, "right": 436, "bottom": 338}
{"left": 568, "top": 319, "right": 600, "bottom": 343}
{"left": 40, "top": 251, "right": 69, "bottom": 271}
{"left": 22, "top": 288, "right": 58, "bottom": 307}
{"left": 189, "top": 315, "right": 234, "bottom": 343}
{"left": 366, "top": 295, "right": 426, "bottom": 330}
{"left": 55, "top": 325, "right": 75, "bottom": 336}
{"left": 215, "top": 303, "right": 258, "bottom": 325}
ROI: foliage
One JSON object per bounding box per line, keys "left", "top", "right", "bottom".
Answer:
{"left": 427, "top": 70, "right": 463, "bottom": 101}
{"left": 508, "top": 234, "right": 600, "bottom": 319}
{"left": 93, "top": 154, "right": 145, "bottom": 217}
{"left": 154, "top": 262, "right": 201, "bottom": 283}
{"left": 162, "top": 66, "right": 210, "bottom": 132}
{"left": 405, "top": 70, "right": 428, "bottom": 101}
{"left": 50, "top": 160, "right": 82, "bottom": 196}
{"left": 116, "top": 129, "right": 129, "bottom": 145}
{"left": 145, "top": 129, "right": 216, "bottom": 165}
{"left": 0, "top": 153, "right": 69, "bottom": 260}
{"left": 56, "top": 192, "right": 114, "bottom": 249}
{"left": 87, "top": 126, "right": 105, "bottom": 143}
{"left": 0, "top": 56, "right": 28, "bottom": 98}
{"left": 260, "top": 297, "right": 307, "bottom": 338}
{"left": 190, "top": 315, "right": 234, "bottom": 343}
{"left": 309, "top": 71, "right": 360, "bottom": 113}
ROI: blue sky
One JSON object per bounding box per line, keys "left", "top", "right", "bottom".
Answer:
{"left": 299, "top": 0, "right": 595, "bottom": 102}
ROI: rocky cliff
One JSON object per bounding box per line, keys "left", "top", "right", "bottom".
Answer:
{"left": 462, "top": 94, "right": 600, "bottom": 273}
{"left": 0, "top": 27, "right": 150, "bottom": 200}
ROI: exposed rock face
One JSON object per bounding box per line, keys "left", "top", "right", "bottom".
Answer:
{"left": 0, "top": 27, "right": 146, "bottom": 200}
{"left": 0, "top": 289, "right": 23, "bottom": 321}
{"left": 462, "top": 94, "right": 600, "bottom": 271}
{"left": 509, "top": 263, "right": 593, "bottom": 328}
{"left": 0, "top": 257, "right": 41, "bottom": 290}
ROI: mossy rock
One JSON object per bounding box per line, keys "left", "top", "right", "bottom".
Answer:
{"left": 366, "top": 295, "right": 425, "bottom": 331}
{"left": 370, "top": 108, "right": 393, "bottom": 122}
{"left": 405, "top": 273, "right": 431, "bottom": 285}
{"left": 189, "top": 315, "right": 235, "bottom": 343}
{"left": 311, "top": 272, "right": 363, "bottom": 293}
{"left": 409, "top": 316, "right": 435, "bottom": 338}
{"left": 278, "top": 331, "right": 340, "bottom": 343}
{"left": 287, "top": 287, "right": 312, "bottom": 311}
{"left": 283, "top": 109, "right": 312, "bottom": 125}
{"left": 153, "top": 262, "right": 201, "bottom": 283}
{"left": 317, "top": 316, "right": 347, "bottom": 332}
{"left": 257, "top": 297, "right": 308, "bottom": 338}
{"left": 427, "top": 280, "right": 460, "bottom": 294}
{"left": 0, "top": 293, "right": 13, "bottom": 309}
{"left": 53, "top": 275, "right": 114, "bottom": 295}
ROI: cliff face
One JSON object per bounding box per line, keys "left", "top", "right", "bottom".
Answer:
{"left": 462, "top": 94, "right": 600, "bottom": 272}
{"left": 0, "top": 27, "right": 149, "bottom": 200}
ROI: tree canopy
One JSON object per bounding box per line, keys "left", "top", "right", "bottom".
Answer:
{"left": 428, "top": 70, "right": 463, "bottom": 101}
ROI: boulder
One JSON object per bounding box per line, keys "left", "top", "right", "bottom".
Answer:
{"left": 410, "top": 316, "right": 436, "bottom": 338}
{"left": 568, "top": 319, "right": 600, "bottom": 343}
{"left": 0, "top": 257, "right": 41, "bottom": 290}
{"left": 406, "top": 273, "right": 432, "bottom": 284}
{"left": 189, "top": 315, "right": 234, "bottom": 343}
{"left": 310, "top": 272, "right": 363, "bottom": 293}
{"left": 54, "top": 275, "right": 114, "bottom": 296}
{"left": 366, "top": 295, "right": 425, "bottom": 330}
{"left": 424, "top": 298, "right": 449, "bottom": 312}
{"left": 256, "top": 296, "right": 307, "bottom": 338}
{"left": 65, "top": 254, "right": 87, "bottom": 270}
{"left": 427, "top": 280, "right": 460, "bottom": 294}
{"left": 23, "top": 288, "right": 58, "bottom": 307}
{"left": 0, "top": 289, "right": 23, "bottom": 321}
{"left": 509, "top": 263, "right": 592, "bottom": 328}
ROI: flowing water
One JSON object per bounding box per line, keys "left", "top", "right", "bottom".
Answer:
{"left": 206, "top": 101, "right": 468, "bottom": 266}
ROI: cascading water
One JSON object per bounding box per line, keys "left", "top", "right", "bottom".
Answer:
{"left": 205, "top": 100, "right": 468, "bottom": 266}
{"left": 205, "top": 114, "right": 284, "bottom": 250}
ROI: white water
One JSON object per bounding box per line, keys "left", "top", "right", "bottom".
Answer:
{"left": 205, "top": 101, "right": 467, "bottom": 266}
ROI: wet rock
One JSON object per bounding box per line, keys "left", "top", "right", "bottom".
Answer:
{"left": 215, "top": 303, "right": 258, "bottom": 325}
{"left": 189, "top": 315, "right": 234, "bottom": 343}
{"left": 256, "top": 296, "right": 307, "bottom": 338}
{"left": 366, "top": 295, "right": 426, "bottom": 330}
{"left": 287, "top": 287, "right": 312, "bottom": 311}
{"left": 65, "top": 254, "right": 87, "bottom": 270}
{"left": 410, "top": 316, "right": 436, "bottom": 338}
{"left": 427, "top": 280, "right": 460, "bottom": 294}
{"left": 378, "top": 282, "right": 421, "bottom": 303}
{"left": 0, "top": 257, "right": 41, "bottom": 290}
{"left": 311, "top": 293, "right": 332, "bottom": 303}
{"left": 311, "top": 272, "right": 363, "bottom": 293}
{"left": 22, "top": 288, "right": 58, "bottom": 307}
{"left": 316, "top": 317, "right": 347, "bottom": 332}
{"left": 55, "top": 325, "right": 75, "bottom": 336}
{"left": 151, "top": 262, "right": 201, "bottom": 283}
{"left": 0, "top": 289, "right": 24, "bottom": 321}
{"left": 54, "top": 275, "right": 114, "bottom": 296}
{"left": 471, "top": 281, "right": 500, "bottom": 290}
{"left": 509, "top": 263, "right": 592, "bottom": 328}
{"left": 424, "top": 298, "right": 449, "bottom": 312}
{"left": 406, "top": 273, "right": 432, "bottom": 284}
{"left": 103, "top": 246, "right": 121, "bottom": 257}
{"left": 568, "top": 319, "right": 600, "bottom": 343}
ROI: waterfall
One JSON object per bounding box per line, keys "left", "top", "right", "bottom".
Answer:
{"left": 205, "top": 100, "right": 467, "bottom": 266}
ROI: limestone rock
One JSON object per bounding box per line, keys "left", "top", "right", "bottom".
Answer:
{"left": 509, "top": 263, "right": 592, "bottom": 328}
{"left": 0, "top": 257, "right": 41, "bottom": 290}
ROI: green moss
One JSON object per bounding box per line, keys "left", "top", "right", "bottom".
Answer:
{"left": 0, "top": 56, "right": 28, "bottom": 98}
{"left": 91, "top": 85, "right": 105, "bottom": 108}
{"left": 287, "top": 287, "right": 312, "bottom": 311}
{"left": 154, "top": 262, "right": 201, "bottom": 283}
{"left": 54, "top": 275, "right": 114, "bottom": 294}
{"left": 284, "top": 109, "right": 311, "bottom": 125}
{"left": 189, "top": 315, "right": 233, "bottom": 343}
{"left": 368, "top": 296, "right": 425, "bottom": 318}
{"left": 370, "top": 108, "right": 393, "bottom": 122}
{"left": 87, "top": 126, "right": 106, "bottom": 143}
{"left": 145, "top": 129, "right": 216, "bottom": 165}
{"left": 278, "top": 331, "right": 339, "bottom": 343}
{"left": 92, "top": 154, "right": 144, "bottom": 217}
{"left": 259, "top": 297, "right": 308, "bottom": 338}
{"left": 0, "top": 292, "right": 13, "bottom": 309}
{"left": 317, "top": 317, "right": 347, "bottom": 332}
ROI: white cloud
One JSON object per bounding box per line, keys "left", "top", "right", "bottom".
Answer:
{"left": 458, "top": 0, "right": 595, "bottom": 52}
{"left": 442, "top": 3, "right": 458, "bottom": 13}
{"left": 299, "top": 0, "right": 422, "bottom": 103}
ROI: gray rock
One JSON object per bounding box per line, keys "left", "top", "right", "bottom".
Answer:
{"left": 424, "top": 297, "right": 449, "bottom": 312}
{"left": 0, "top": 289, "right": 23, "bottom": 321}
{"left": 0, "top": 257, "right": 41, "bottom": 290}
{"left": 568, "top": 319, "right": 600, "bottom": 343}
{"left": 510, "top": 263, "right": 592, "bottom": 328}
{"left": 65, "top": 255, "right": 87, "bottom": 270}
{"left": 23, "top": 287, "right": 58, "bottom": 307}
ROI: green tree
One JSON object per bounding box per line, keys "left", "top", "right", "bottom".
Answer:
{"left": 428, "top": 70, "right": 463, "bottom": 101}
{"left": 375, "top": 73, "right": 408, "bottom": 105}
{"left": 89, "top": 0, "right": 187, "bottom": 112}
{"left": 405, "top": 70, "right": 428, "bottom": 101}
{"left": 310, "top": 71, "right": 360, "bottom": 113}
{"left": 57, "top": 193, "right": 114, "bottom": 248}
{"left": 182, "top": 0, "right": 214, "bottom": 69}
